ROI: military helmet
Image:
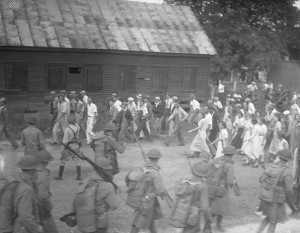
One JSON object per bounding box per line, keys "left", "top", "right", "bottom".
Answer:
{"left": 223, "top": 145, "right": 236, "bottom": 155}
{"left": 104, "top": 123, "right": 116, "bottom": 131}
{"left": 37, "top": 150, "right": 54, "bottom": 162}
{"left": 192, "top": 161, "right": 210, "bottom": 177}
{"left": 146, "top": 148, "right": 162, "bottom": 159}
{"left": 17, "top": 155, "right": 39, "bottom": 170}
{"left": 68, "top": 114, "right": 76, "bottom": 124}
{"left": 277, "top": 149, "right": 292, "bottom": 161}
{"left": 95, "top": 157, "right": 112, "bottom": 170}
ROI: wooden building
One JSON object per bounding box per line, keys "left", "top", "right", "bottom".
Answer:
{"left": 0, "top": 0, "right": 216, "bottom": 118}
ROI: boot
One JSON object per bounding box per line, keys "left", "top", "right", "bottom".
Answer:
{"left": 75, "top": 166, "right": 82, "bottom": 180}
{"left": 256, "top": 217, "right": 269, "bottom": 233}
{"left": 216, "top": 215, "right": 225, "bottom": 232}
{"left": 267, "top": 223, "right": 276, "bottom": 233}
{"left": 54, "top": 166, "right": 65, "bottom": 180}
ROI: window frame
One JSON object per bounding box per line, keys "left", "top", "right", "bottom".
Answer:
{"left": 45, "top": 63, "right": 68, "bottom": 90}
{"left": 84, "top": 64, "right": 104, "bottom": 91}
{"left": 181, "top": 67, "right": 199, "bottom": 91}
{"left": 152, "top": 66, "right": 169, "bottom": 91}
{"left": 5, "top": 62, "right": 29, "bottom": 91}
{"left": 119, "top": 65, "right": 137, "bottom": 91}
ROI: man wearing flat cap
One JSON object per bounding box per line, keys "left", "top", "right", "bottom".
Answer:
{"left": 0, "top": 97, "right": 19, "bottom": 149}
{"left": 21, "top": 117, "right": 45, "bottom": 156}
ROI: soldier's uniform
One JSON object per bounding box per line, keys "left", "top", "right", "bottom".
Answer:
{"left": 257, "top": 149, "right": 294, "bottom": 233}
{"left": 36, "top": 151, "right": 59, "bottom": 233}
{"left": 55, "top": 115, "right": 81, "bottom": 180}
{"left": 130, "top": 149, "right": 165, "bottom": 233}
{"left": 91, "top": 123, "right": 125, "bottom": 175}
{"left": 73, "top": 157, "right": 120, "bottom": 233}
{"left": 13, "top": 156, "right": 42, "bottom": 233}
{"left": 21, "top": 117, "right": 45, "bottom": 156}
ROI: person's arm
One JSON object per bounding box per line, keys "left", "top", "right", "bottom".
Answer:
{"left": 104, "top": 184, "right": 121, "bottom": 211}
{"left": 189, "top": 119, "right": 203, "bottom": 133}
{"left": 284, "top": 171, "right": 295, "bottom": 203}
{"left": 3, "top": 108, "right": 9, "bottom": 127}
{"left": 62, "top": 128, "right": 70, "bottom": 144}
{"left": 200, "top": 185, "right": 210, "bottom": 221}
{"left": 56, "top": 103, "right": 67, "bottom": 122}
{"left": 180, "top": 108, "right": 189, "bottom": 122}
{"left": 94, "top": 104, "right": 98, "bottom": 117}
{"left": 168, "top": 110, "right": 176, "bottom": 121}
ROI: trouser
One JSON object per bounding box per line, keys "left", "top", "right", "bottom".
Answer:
{"left": 24, "top": 145, "right": 40, "bottom": 156}
{"left": 135, "top": 118, "right": 151, "bottom": 139}
{"left": 52, "top": 118, "right": 68, "bottom": 143}
{"left": 165, "top": 123, "right": 185, "bottom": 145}
{"left": 131, "top": 222, "right": 157, "bottom": 233}
{"left": 188, "top": 111, "right": 198, "bottom": 128}
{"left": 41, "top": 215, "right": 59, "bottom": 233}
{"left": 168, "top": 120, "right": 175, "bottom": 136}
{"left": 0, "top": 124, "right": 18, "bottom": 147}
{"left": 153, "top": 117, "right": 162, "bottom": 137}
{"left": 257, "top": 217, "right": 277, "bottom": 233}
{"left": 161, "top": 108, "right": 170, "bottom": 131}
{"left": 48, "top": 112, "right": 58, "bottom": 131}
{"left": 119, "top": 121, "right": 133, "bottom": 143}
{"left": 75, "top": 112, "right": 86, "bottom": 134}
{"left": 86, "top": 116, "right": 96, "bottom": 144}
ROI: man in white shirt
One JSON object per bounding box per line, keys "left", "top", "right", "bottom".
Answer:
{"left": 61, "top": 90, "right": 70, "bottom": 117}
{"left": 51, "top": 94, "right": 69, "bottom": 145}
{"left": 188, "top": 94, "right": 200, "bottom": 129}
{"left": 80, "top": 90, "right": 88, "bottom": 106}
{"left": 112, "top": 93, "right": 122, "bottom": 107}
{"left": 86, "top": 97, "right": 98, "bottom": 144}
{"left": 165, "top": 103, "right": 188, "bottom": 146}
{"left": 128, "top": 97, "right": 138, "bottom": 131}
{"left": 213, "top": 96, "right": 223, "bottom": 112}
{"left": 135, "top": 99, "right": 152, "bottom": 141}
{"left": 161, "top": 93, "right": 173, "bottom": 131}
{"left": 136, "top": 94, "right": 143, "bottom": 111}
{"left": 169, "top": 96, "right": 178, "bottom": 136}
{"left": 245, "top": 98, "right": 256, "bottom": 115}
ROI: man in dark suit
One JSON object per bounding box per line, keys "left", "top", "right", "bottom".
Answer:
{"left": 119, "top": 102, "right": 134, "bottom": 143}
{"left": 168, "top": 96, "right": 178, "bottom": 137}
{"left": 152, "top": 96, "right": 164, "bottom": 137}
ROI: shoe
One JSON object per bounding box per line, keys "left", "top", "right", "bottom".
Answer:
{"left": 54, "top": 176, "right": 63, "bottom": 180}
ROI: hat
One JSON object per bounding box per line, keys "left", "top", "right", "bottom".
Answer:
{"left": 112, "top": 93, "right": 117, "bottom": 97}
{"left": 155, "top": 96, "right": 160, "bottom": 100}
{"left": 192, "top": 161, "right": 210, "bottom": 177}
{"left": 104, "top": 123, "right": 117, "bottom": 131}
{"left": 95, "top": 157, "right": 112, "bottom": 170}
{"left": 37, "top": 150, "right": 54, "bottom": 162}
{"left": 67, "top": 115, "right": 76, "bottom": 124}
{"left": 50, "top": 91, "right": 56, "bottom": 95}
{"left": 235, "top": 103, "right": 242, "bottom": 108}
{"left": 172, "top": 96, "right": 178, "bottom": 100}
{"left": 252, "top": 81, "right": 256, "bottom": 84}
{"left": 17, "top": 155, "right": 39, "bottom": 170}
{"left": 200, "top": 151, "right": 210, "bottom": 159}
{"left": 60, "top": 90, "right": 67, "bottom": 94}
{"left": 245, "top": 98, "right": 250, "bottom": 102}
{"left": 136, "top": 94, "right": 142, "bottom": 99}
{"left": 57, "top": 94, "right": 64, "bottom": 98}
{"left": 146, "top": 148, "right": 162, "bottom": 159}
{"left": 283, "top": 110, "right": 290, "bottom": 115}
{"left": 80, "top": 90, "right": 86, "bottom": 94}
{"left": 166, "top": 92, "right": 172, "bottom": 96}
{"left": 128, "top": 97, "right": 134, "bottom": 101}
{"left": 0, "top": 97, "right": 6, "bottom": 103}
{"left": 70, "top": 91, "right": 76, "bottom": 95}
{"left": 223, "top": 145, "right": 236, "bottom": 155}
{"left": 27, "top": 117, "right": 37, "bottom": 124}
{"left": 277, "top": 149, "right": 292, "bottom": 161}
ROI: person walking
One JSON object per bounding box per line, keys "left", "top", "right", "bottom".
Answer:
{"left": 128, "top": 97, "right": 138, "bottom": 131}
{"left": 231, "top": 111, "right": 245, "bottom": 150}
{"left": 75, "top": 94, "right": 86, "bottom": 136}
{"left": 187, "top": 94, "right": 200, "bottom": 129}
{"left": 152, "top": 96, "right": 164, "bottom": 137}
{"left": 0, "top": 97, "right": 19, "bottom": 149}
{"left": 47, "top": 91, "right": 58, "bottom": 133}
{"left": 164, "top": 103, "right": 188, "bottom": 146}
{"left": 51, "top": 94, "right": 69, "bottom": 145}
{"left": 86, "top": 97, "right": 98, "bottom": 145}
{"left": 21, "top": 117, "right": 45, "bottom": 156}
{"left": 119, "top": 102, "right": 134, "bottom": 143}
{"left": 36, "top": 150, "right": 59, "bottom": 233}
{"left": 161, "top": 93, "right": 173, "bottom": 131}
{"left": 135, "top": 99, "right": 152, "bottom": 141}
{"left": 60, "top": 90, "right": 70, "bottom": 116}
{"left": 73, "top": 157, "right": 120, "bottom": 233}
{"left": 54, "top": 115, "right": 82, "bottom": 180}
{"left": 268, "top": 113, "right": 282, "bottom": 162}
{"left": 256, "top": 149, "right": 294, "bottom": 233}
{"left": 130, "top": 149, "right": 165, "bottom": 233}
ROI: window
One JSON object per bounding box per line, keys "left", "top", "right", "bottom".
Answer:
{"left": 120, "top": 65, "right": 136, "bottom": 90}
{"left": 182, "top": 67, "right": 198, "bottom": 90}
{"left": 69, "top": 67, "right": 82, "bottom": 74}
{"left": 5, "top": 63, "right": 28, "bottom": 90}
{"left": 46, "top": 64, "right": 67, "bottom": 90}
{"left": 152, "top": 66, "right": 169, "bottom": 91}
{"left": 84, "top": 65, "right": 103, "bottom": 91}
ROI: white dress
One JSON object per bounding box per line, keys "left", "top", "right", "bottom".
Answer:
{"left": 258, "top": 124, "right": 267, "bottom": 156}
{"left": 250, "top": 124, "right": 261, "bottom": 160}
{"left": 215, "top": 129, "right": 228, "bottom": 159}
{"left": 241, "top": 119, "right": 253, "bottom": 154}
{"left": 190, "top": 118, "right": 209, "bottom": 153}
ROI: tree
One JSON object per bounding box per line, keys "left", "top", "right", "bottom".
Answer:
{"left": 166, "top": 0, "right": 300, "bottom": 80}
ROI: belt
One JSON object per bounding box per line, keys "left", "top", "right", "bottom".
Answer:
{"left": 88, "top": 115, "right": 95, "bottom": 117}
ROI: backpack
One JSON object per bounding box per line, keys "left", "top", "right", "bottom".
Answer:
{"left": 125, "top": 167, "right": 152, "bottom": 210}
{"left": 206, "top": 159, "right": 226, "bottom": 198}
{"left": 0, "top": 174, "right": 21, "bottom": 232}
{"left": 259, "top": 165, "right": 286, "bottom": 203}
{"left": 74, "top": 178, "right": 98, "bottom": 233}
{"left": 169, "top": 180, "right": 201, "bottom": 228}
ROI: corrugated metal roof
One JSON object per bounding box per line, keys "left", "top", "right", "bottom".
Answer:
{"left": 0, "top": 0, "right": 217, "bottom": 55}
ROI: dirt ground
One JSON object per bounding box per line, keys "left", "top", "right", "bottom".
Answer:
{"left": 0, "top": 127, "right": 299, "bottom": 233}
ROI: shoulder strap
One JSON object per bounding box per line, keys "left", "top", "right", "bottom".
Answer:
{"left": 69, "top": 125, "right": 79, "bottom": 143}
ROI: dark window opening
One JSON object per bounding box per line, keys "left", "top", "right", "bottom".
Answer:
{"left": 120, "top": 65, "right": 137, "bottom": 90}
{"left": 69, "top": 67, "right": 82, "bottom": 74}
{"left": 5, "top": 63, "right": 28, "bottom": 90}
{"left": 46, "top": 64, "right": 67, "bottom": 90}
{"left": 152, "top": 66, "right": 169, "bottom": 91}
{"left": 182, "top": 67, "right": 198, "bottom": 90}
{"left": 84, "top": 65, "right": 103, "bottom": 91}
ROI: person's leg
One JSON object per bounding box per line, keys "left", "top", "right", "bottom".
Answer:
{"left": 177, "top": 124, "right": 185, "bottom": 146}
{"left": 149, "top": 221, "right": 157, "bottom": 233}
{"left": 130, "top": 226, "right": 140, "bottom": 233}
{"left": 4, "top": 128, "right": 18, "bottom": 148}
{"left": 73, "top": 156, "right": 82, "bottom": 180}
{"left": 216, "top": 215, "right": 225, "bottom": 232}
{"left": 86, "top": 117, "right": 93, "bottom": 144}
{"left": 54, "top": 160, "right": 65, "bottom": 180}
{"left": 52, "top": 121, "right": 60, "bottom": 143}
{"left": 119, "top": 122, "right": 127, "bottom": 143}
{"left": 257, "top": 217, "right": 269, "bottom": 233}
{"left": 267, "top": 222, "right": 277, "bottom": 233}
{"left": 41, "top": 215, "right": 59, "bottom": 233}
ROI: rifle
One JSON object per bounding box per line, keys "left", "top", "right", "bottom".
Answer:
{"left": 62, "top": 143, "right": 118, "bottom": 192}
{"left": 132, "top": 133, "right": 174, "bottom": 208}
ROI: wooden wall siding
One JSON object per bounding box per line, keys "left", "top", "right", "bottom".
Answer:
{"left": 0, "top": 50, "right": 210, "bottom": 112}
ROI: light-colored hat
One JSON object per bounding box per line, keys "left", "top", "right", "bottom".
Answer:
{"left": 283, "top": 110, "right": 290, "bottom": 115}
{"left": 50, "top": 91, "right": 56, "bottom": 95}
{"left": 70, "top": 91, "right": 76, "bottom": 95}
{"left": 0, "top": 97, "right": 6, "bottom": 103}
{"left": 112, "top": 93, "right": 117, "bottom": 97}
{"left": 172, "top": 96, "right": 178, "bottom": 100}
{"left": 136, "top": 94, "right": 142, "bottom": 98}
{"left": 128, "top": 97, "right": 134, "bottom": 101}
{"left": 60, "top": 90, "right": 67, "bottom": 94}
{"left": 80, "top": 90, "right": 86, "bottom": 94}
{"left": 155, "top": 96, "right": 160, "bottom": 100}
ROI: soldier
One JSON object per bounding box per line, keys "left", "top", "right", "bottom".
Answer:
{"left": 204, "top": 145, "right": 236, "bottom": 232}
{"left": 90, "top": 123, "right": 125, "bottom": 175}
{"left": 256, "top": 149, "right": 294, "bottom": 233}
{"left": 21, "top": 117, "right": 45, "bottom": 156}
{"left": 73, "top": 157, "right": 120, "bottom": 233}
{"left": 36, "top": 150, "right": 59, "bottom": 233}
{"left": 130, "top": 148, "right": 165, "bottom": 233}
{"left": 55, "top": 114, "right": 82, "bottom": 180}
{"left": 0, "top": 97, "right": 19, "bottom": 150}
{"left": 14, "top": 155, "right": 43, "bottom": 233}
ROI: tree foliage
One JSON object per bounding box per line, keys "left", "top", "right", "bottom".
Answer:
{"left": 166, "top": 0, "right": 300, "bottom": 78}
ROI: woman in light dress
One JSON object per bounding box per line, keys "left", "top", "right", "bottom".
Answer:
{"left": 258, "top": 118, "right": 268, "bottom": 163}
{"left": 241, "top": 113, "right": 253, "bottom": 156}
{"left": 223, "top": 100, "right": 233, "bottom": 133}
{"left": 268, "top": 113, "right": 282, "bottom": 162}
{"left": 188, "top": 111, "right": 210, "bottom": 158}
{"left": 212, "top": 121, "right": 229, "bottom": 159}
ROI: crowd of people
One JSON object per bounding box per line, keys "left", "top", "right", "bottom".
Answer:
{"left": 0, "top": 84, "right": 300, "bottom": 233}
